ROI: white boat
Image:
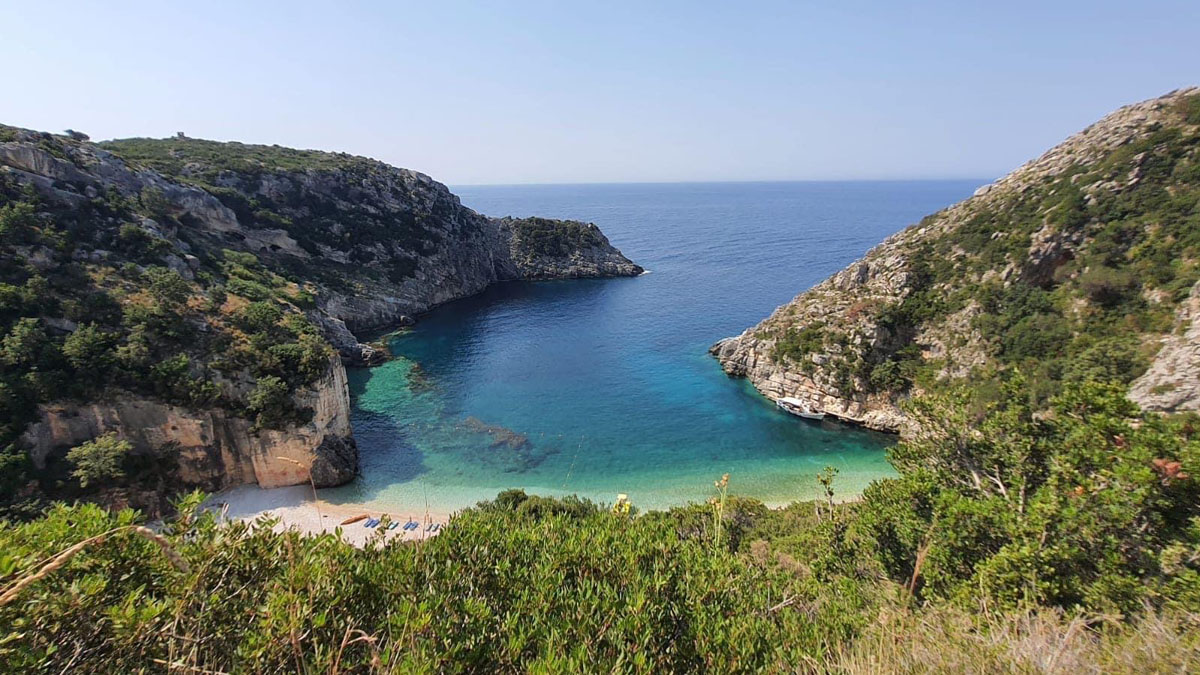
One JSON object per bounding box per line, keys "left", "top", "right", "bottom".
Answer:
{"left": 776, "top": 397, "right": 826, "bottom": 420}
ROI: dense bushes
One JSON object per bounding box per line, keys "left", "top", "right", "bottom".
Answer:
{"left": 4, "top": 378, "right": 1197, "bottom": 671}
{"left": 65, "top": 434, "right": 131, "bottom": 488}
{"left": 862, "top": 375, "right": 1200, "bottom": 613}
{"left": 772, "top": 320, "right": 825, "bottom": 366}
{"left": 0, "top": 495, "right": 846, "bottom": 672}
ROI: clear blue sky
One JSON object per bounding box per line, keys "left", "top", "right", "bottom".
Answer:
{"left": 3, "top": 1, "right": 1197, "bottom": 184}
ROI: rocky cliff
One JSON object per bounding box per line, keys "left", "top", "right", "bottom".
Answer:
{"left": 98, "top": 135, "right": 642, "bottom": 361}
{"left": 713, "top": 88, "right": 1200, "bottom": 432}
{"left": 20, "top": 352, "right": 355, "bottom": 490}
{"left": 0, "top": 126, "right": 639, "bottom": 507}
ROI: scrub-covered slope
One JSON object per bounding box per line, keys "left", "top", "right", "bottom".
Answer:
{"left": 713, "top": 88, "right": 1200, "bottom": 431}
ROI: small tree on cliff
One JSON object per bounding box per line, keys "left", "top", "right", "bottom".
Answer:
{"left": 248, "top": 375, "right": 295, "bottom": 430}
{"left": 67, "top": 433, "right": 131, "bottom": 488}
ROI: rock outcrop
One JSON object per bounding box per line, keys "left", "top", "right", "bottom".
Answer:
{"left": 21, "top": 354, "right": 356, "bottom": 489}
{"left": 1130, "top": 280, "right": 1200, "bottom": 413}
{"left": 713, "top": 87, "right": 1200, "bottom": 432}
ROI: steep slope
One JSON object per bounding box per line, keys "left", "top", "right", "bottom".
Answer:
{"left": 713, "top": 88, "right": 1200, "bottom": 432}
{"left": 98, "top": 136, "right": 642, "bottom": 362}
{"left": 0, "top": 127, "right": 639, "bottom": 512}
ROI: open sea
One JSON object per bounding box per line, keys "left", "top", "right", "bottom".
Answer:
{"left": 324, "top": 181, "right": 983, "bottom": 512}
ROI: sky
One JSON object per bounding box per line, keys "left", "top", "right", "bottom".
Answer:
{"left": 2, "top": 1, "right": 1198, "bottom": 185}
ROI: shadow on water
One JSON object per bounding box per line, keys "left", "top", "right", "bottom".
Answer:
{"left": 386, "top": 277, "right": 642, "bottom": 381}
{"left": 319, "top": 365, "right": 430, "bottom": 506}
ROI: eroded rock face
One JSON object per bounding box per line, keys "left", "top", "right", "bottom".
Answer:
{"left": 710, "top": 337, "right": 908, "bottom": 432}
{"left": 22, "top": 354, "right": 356, "bottom": 489}
{"left": 310, "top": 435, "right": 359, "bottom": 488}
{"left": 1130, "top": 280, "right": 1200, "bottom": 413}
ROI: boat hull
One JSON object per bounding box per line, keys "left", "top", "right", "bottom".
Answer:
{"left": 776, "top": 399, "right": 826, "bottom": 420}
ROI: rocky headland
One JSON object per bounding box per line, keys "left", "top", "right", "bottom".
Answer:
{"left": 713, "top": 87, "right": 1200, "bottom": 433}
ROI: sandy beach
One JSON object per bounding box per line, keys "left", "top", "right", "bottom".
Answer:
{"left": 203, "top": 484, "right": 454, "bottom": 547}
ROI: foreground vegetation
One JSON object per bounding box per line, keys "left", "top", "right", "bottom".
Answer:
{"left": 2, "top": 380, "right": 1197, "bottom": 671}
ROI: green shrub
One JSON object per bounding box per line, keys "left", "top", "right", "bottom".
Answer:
{"left": 65, "top": 433, "right": 131, "bottom": 488}
{"left": 61, "top": 324, "right": 116, "bottom": 380}
{"left": 226, "top": 277, "right": 272, "bottom": 301}
{"left": 773, "top": 321, "right": 825, "bottom": 364}
{"left": 246, "top": 375, "right": 295, "bottom": 429}
{"left": 864, "top": 376, "right": 1200, "bottom": 613}
{"left": 0, "top": 495, "right": 849, "bottom": 672}
{"left": 144, "top": 267, "right": 189, "bottom": 306}
{"left": 0, "top": 202, "right": 38, "bottom": 243}
{"left": 234, "top": 301, "right": 283, "bottom": 334}
{"left": 0, "top": 318, "right": 46, "bottom": 368}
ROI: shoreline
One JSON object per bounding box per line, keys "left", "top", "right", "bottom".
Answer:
{"left": 203, "top": 480, "right": 874, "bottom": 548}
{"left": 203, "top": 484, "right": 453, "bottom": 547}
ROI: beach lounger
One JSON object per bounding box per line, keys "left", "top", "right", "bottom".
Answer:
{"left": 364, "top": 518, "right": 380, "bottom": 528}
{"left": 386, "top": 521, "right": 398, "bottom": 530}
{"left": 404, "top": 520, "right": 418, "bottom": 530}
{"left": 430, "top": 523, "right": 441, "bottom": 533}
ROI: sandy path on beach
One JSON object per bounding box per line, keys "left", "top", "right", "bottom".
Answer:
{"left": 203, "top": 484, "right": 453, "bottom": 547}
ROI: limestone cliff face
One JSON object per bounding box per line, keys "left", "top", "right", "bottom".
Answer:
{"left": 713, "top": 87, "right": 1200, "bottom": 432}
{"left": 21, "top": 353, "right": 356, "bottom": 489}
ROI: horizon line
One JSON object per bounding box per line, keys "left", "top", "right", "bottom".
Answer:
{"left": 450, "top": 177, "right": 995, "bottom": 188}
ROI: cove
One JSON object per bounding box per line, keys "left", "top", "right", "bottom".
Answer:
{"left": 324, "top": 181, "right": 982, "bottom": 512}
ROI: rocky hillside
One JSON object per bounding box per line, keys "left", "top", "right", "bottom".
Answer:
{"left": 0, "top": 126, "right": 639, "bottom": 514}
{"left": 713, "top": 88, "right": 1200, "bottom": 432}
{"left": 98, "top": 136, "right": 641, "bottom": 363}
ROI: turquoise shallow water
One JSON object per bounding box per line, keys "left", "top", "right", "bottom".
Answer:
{"left": 324, "top": 181, "right": 982, "bottom": 512}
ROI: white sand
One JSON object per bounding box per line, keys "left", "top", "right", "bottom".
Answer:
{"left": 203, "top": 484, "right": 453, "bottom": 547}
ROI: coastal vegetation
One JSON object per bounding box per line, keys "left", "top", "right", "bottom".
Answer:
{"left": 504, "top": 216, "right": 608, "bottom": 257}
{"left": 1, "top": 380, "right": 1197, "bottom": 671}
{"left": 718, "top": 88, "right": 1200, "bottom": 434}
{"left": 100, "top": 136, "right": 448, "bottom": 272}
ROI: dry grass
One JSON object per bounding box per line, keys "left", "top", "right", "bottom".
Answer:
{"left": 829, "top": 605, "right": 1200, "bottom": 674}
{"left": 0, "top": 525, "right": 189, "bottom": 607}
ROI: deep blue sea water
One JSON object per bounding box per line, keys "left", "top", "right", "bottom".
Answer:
{"left": 325, "top": 181, "right": 982, "bottom": 512}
